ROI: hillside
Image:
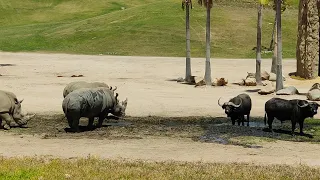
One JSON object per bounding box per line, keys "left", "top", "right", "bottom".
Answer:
{"left": 0, "top": 0, "right": 299, "bottom": 58}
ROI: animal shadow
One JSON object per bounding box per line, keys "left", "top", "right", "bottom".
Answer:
{"left": 64, "top": 125, "right": 97, "bottom": 133}
{"left": 273, "top": 129, "right": 314, "bottom": 138}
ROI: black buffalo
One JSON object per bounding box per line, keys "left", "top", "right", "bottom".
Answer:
{"left": 218, "top": 93, "right": 252, "bottom": 126}
{"left": 264, "top": 98, "right": 319, "bottom": 135}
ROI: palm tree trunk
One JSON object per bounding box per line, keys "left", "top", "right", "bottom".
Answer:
{"left": 271, "top": 16, "right": 277, "bottom": 74}
{"left": 276, "top": 0, "right": 283, "bottom": 91}
{"left": 256, "top": 3, "right": 262, "bottom": 85}
{"left": 204, "top": 1, "right": 212, "bottom": 85}
{"left": 296, "top": 0, "right": 319, "bottom": 79}
{"left": 269, "top": 15, "right": 276, "bottom": 51}
{"left": 185, "top": 1, "right": 192, "bottom": 82}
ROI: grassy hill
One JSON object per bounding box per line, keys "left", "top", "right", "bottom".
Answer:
{"left": 0, "top": 0, "right": 299, "bottom": 58}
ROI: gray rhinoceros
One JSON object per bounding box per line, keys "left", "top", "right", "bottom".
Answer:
{"left": 63, "top": 81, "right": 112, "bottom": 98}
{"left": 62, "top": 87, "right": 128, "bottom": 132}
{"left": 0, "top": 90, "right": 35, "bottom": 130}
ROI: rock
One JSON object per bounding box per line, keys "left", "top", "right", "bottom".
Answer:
{"left": 269, "top": 73, "right": 286, "bottom": 81}
{"left": 212, "top": 78, "right": 228, "bottom": 86}
{"left": 258, "top": 82, "right": 275, "bottom": 95}
{"left": 245, "top": 77, "right": 257, "bottom": 86}
{"left": 194, "top": 76, "right": 206, "bottom": 87}
{"left": 246, "top": 71, "right": 270, "bottom": 80}
{"left": 276, "top": 86, "right": 299, "bottom": 95}
{"left": 307, "top": 83, "right": 320, "bottom": 101}
{"left": 40, "top": 133, "right": 49, "bottom": 139}
{"left": 176, "top": 77, "right": 184, "bottom": 82}
{"left": 261, "top": 71, "right": 270, "bottom": 80}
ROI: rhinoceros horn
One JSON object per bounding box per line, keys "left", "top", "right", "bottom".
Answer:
{"left": 22, "top": 113, "right": 36, "bottom": 122}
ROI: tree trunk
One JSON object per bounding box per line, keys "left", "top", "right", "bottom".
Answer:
{"left": 271, "top": 16, "right": 277, "bottom": 74}
{"left": 269, "top": 15, "right": 276, "bottom": 51}
{"left": 256, "top": 3, "right": 262, "bottom": 85}
{"left": 276, "top": 0, "right": 283, "bottom": 91}
{"left": 185, "top": 1, "right": 192, "bottom": 82}
{"left": 204, "top": 1, "right": 212, "bottom": 85}
{"left": 296, "top": 0, "right": 319, "bottom": 79}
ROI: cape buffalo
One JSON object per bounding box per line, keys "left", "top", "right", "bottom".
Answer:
{"left": 218, "top": 93, "right": 252, "bottom": 126}
{"left": 264, "top": 98, "right": 319, "bottom": 135}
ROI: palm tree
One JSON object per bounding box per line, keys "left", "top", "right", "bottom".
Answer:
{"left": 275, "top": 0, "right": 283, "bottom": 90}
{"left": 182, "top": 0, "right": 193, "bottom": 83}
{"left": 198, "top": 0, "right": 213, "bottom": 85}
{"left": 255, "top": 1, "right": 263, "bottom": 85}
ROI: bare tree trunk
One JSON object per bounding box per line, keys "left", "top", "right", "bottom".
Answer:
{"left": 256, "top": 3, "right": 262, "bottom": 85}
{"left": 276, "top": 0, "right": 283, "bottom": 91}
{"left": 185, "top": 1, "right": 192, "bottom": 82}
{"left": 271, "top": 17, "right": 277, "bottom": 74}
{"left": 204, "top": 1, "right": 212, "bottom": 85}
{"left": 296, "top": 0, "right": 319, "bottom": 79}
{"left": 269, "top": 15, "right": 277, "bottom": 51}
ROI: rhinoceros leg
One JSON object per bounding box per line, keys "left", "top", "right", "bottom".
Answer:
{"left": 0, "top": 113, "right": 13, "bottom": 130}
{"left": 66, "top": 113, "right": 80, "bottom": 133}
{"left": 97, "top": 113, "right": 108, "bottom": 128}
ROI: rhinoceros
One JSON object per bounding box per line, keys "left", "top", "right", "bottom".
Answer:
{"left": 63, "top": 81, "right": 112, "bottom": 98}
{"left": 62, "top": 87, "right": 128, "bottom": 132}
{"left": 0, "top": 90, "right": 35, "bottom": 130}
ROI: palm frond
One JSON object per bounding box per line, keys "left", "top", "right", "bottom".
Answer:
{"left": 182, "top": 0, "right": 193, "bottom": 10}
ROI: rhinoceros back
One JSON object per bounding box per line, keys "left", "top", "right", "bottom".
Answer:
{"left": 0, "top": 90, "right": 16, "bottom": 113}
{"left": 63, "top": 88, "right": 114, "bottom": 118}
{"left": 63, "top": 81, "right": 109, "bottom": 97}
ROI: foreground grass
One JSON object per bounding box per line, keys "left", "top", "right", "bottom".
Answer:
{"left": 0, "top": 156, "right": 319, "bottom": 179}
{"left": 0, "top": 0, "right": 298, "bottom": 58}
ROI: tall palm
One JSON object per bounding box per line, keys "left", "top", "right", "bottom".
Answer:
{"left": 198, "top": 0, "right": 213, "bottom": 85}
{"left": 182, "top": 0, "right": 193, "bottom": 83}
{"left": 275, "top": 0, "right": 283, "bottom": 90}
{"left": 255, "top": 1, "right": 263, "bottom": 85}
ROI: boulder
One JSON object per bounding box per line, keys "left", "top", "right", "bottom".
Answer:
{"left": 269, "top": 73, "right": 286, "bottom": 81}
{"left": 194, "top": 76, "right": 206, "bottom": 87}
{"left": 307, "top": 83, "right": 320, "bottom": 101}
{"left": 276, "top": 86, "right": 299, "bottom": 95}
{"left": 245, "top": 77, "right": 256, "bottom": 86}
{"left": 258, "top": 82, "right": 275, "bottom": 95}
{"left": 246, "top": 71, "right": 270, "bottom": 80}
{"left": 213, "top": 78, "right": 228, "bottom": 86}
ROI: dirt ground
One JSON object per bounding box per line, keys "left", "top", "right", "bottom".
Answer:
{"left": 1, "top": 51, "right": 320, "bottom": 166}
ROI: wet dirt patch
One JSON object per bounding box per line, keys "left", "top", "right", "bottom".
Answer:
{"left": 4, "top": 115, "right": 320, "bottom": 147}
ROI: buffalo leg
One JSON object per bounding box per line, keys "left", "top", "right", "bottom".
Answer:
{"left": 299, "top": 119, "right": 305, "bottom": 135}
{"left": 237, "top": 117, "right": 241, "bottom": 126}
{"left": 231, "top": 118, "right": 235, "bottom": 125}
{"left": 267, "top": 116, "right": 274, "bottom": 132}
{"left": 291, "top": 120, "right": 297, "bottom": 136}
{"left": 88, "top": 117, "right": 94, "bottom": 129}
{"left": 246, "top": 114, "right": 250, "bottom": 126}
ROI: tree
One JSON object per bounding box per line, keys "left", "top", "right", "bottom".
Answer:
{"left": 182, "top": 0, "right": 193, "bottom": 83}
{"left": 255, "top": 0, "right": 265, "bottom": 85}
{"left": 270, "top": 0, "right": 286, "bottom": 74}
{"left": 296, "top": 0, "right": 319, "bottom": 79}
{"left": 198, "top": 0, "right": 213, "bottom": 85}
{"left": 275, "top": 0, "right": 283, "bottom": 91}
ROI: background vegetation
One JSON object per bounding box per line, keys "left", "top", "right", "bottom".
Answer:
{"left": 0, "top": 0, "right": 299, "bottom": 58}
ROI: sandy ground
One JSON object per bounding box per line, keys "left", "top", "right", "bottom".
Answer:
{"left": 1, "top": 52, "right": 320, "bottom": 166}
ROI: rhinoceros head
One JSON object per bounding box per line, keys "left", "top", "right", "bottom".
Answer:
{"left": 112, "top": 93, "right": 128, "bottom": 118}
{"left": 12, "top": 99, "right": 35, "bottom": 124}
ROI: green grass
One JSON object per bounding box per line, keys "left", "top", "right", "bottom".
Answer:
{"left": 0, "top": 0, "right": 299, "bottom": 58}
{"left": 0, "top": 156, "right": 319, "bottom": 179}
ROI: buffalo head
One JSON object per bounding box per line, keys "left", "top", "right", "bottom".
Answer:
{"left": 218, "top": 97, "right": 242, "bottom": 116}
{"left": 297, "top": 100, "right": 320, "bottom": 118}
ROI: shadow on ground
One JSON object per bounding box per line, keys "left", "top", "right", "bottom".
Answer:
{"left": 5, "top": 114, "right": 320, "bottom": 148}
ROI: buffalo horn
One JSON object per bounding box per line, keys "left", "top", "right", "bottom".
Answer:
{"left": 229, "top": 98, "right": 242, "bottom": 108}
{"left": 297, "top": 101, "right": 308, "bottom": 108}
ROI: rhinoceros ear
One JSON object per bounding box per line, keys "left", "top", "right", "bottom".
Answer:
{"left": 122, "top": 98, "right": 128, "bottom": 107}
